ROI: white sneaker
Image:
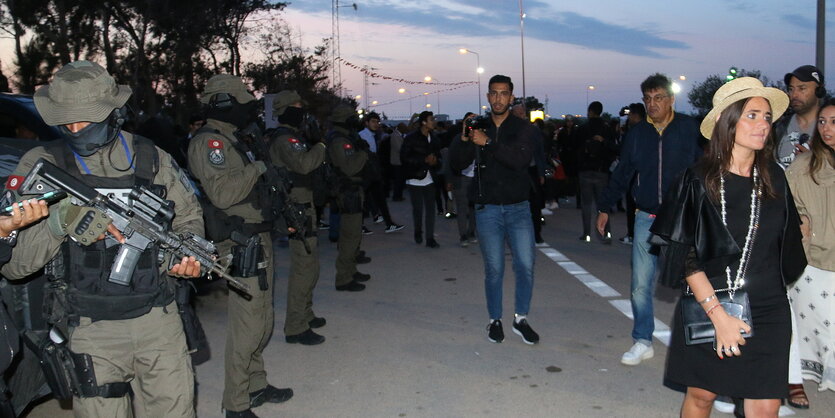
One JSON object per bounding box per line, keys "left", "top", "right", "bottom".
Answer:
{"left": 620, "top": 342, "right": 654, "bottom": 366}
{"left": 541, "top": 208, "right": 553, "bottom": 215}
{"left": 713, "top": 399, "right": 736, "bottom": 414}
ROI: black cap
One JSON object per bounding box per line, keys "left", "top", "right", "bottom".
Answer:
{"left": 784, "top": 65, "right": 824, "bottom": 86}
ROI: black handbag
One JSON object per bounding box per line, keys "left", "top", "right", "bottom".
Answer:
{"left": 681, "top": 289, "right": 753, "bottom": 345}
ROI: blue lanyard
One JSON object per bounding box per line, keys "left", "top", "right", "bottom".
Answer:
{"left": 72, "top": 133, "right": 133, "bottom": 174}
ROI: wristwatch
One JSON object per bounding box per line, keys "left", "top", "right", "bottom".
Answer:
{"left": 0, "top": 230, "right": 18, "bottom": 247}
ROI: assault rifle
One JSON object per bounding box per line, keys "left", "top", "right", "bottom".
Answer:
{"left": 18, "top": 158, "right": 252, "bottom": 299}
{"left": 235, "top": 124, "right": 311, "bottom": 254}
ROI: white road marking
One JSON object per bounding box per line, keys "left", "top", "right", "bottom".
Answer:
{"left": 540, "top": 245, "right": 672, "bottom": 347}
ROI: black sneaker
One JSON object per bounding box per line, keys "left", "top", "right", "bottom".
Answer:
{"left": 285, "top": 329, "right": 325, "bottom": 345}
{"left": 426, "top": 239, "right": 440, "bottom": 249}
{"left": 336, "top": 280, "right": 366, "bottom": 291}
{"left": 355, "top": 253, "right": 371, "bottom": 264}
{"left": 487, "top": 319, "right": 504, "bottom": 343}
{"left": 249, "top": 385, "right": 293, "bottom": 408}
{"left": 384, "top": 223, "right": 405, "bottom": 233}
{"left": 512, "top": 318, "right": 540, "bottom": 345}
{"left": 317, "top": 221, "right": 330, "bottom": 230}
{"left": 362, "top": 226, "right": 373, "bottom": 235}
{"left": 309, "top": 317, "right": 326, "bottom": 329}
{"left": 353, "top": 271, "right": 371, "bottom": 282}
{"left": 414, "top": 232, "right": 423, "bottom": 244}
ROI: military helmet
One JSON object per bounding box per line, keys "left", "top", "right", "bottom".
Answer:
{"left": 200, "top": 74, "right": 256, "bottom": 105}
{"left": 273, "top": 90, "right": 306, "bottom": 116}
{"left": 33, "top": 60, "right": 131, "bottom": 126}
{"left": 328, "top": 103, "right": 357, "bottom": 123}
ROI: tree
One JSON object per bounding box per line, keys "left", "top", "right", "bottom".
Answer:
{"left": 688, "top": 69, "right": 779, "bottom": 118}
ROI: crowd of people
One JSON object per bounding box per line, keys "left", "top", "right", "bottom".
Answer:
{"left": 0, "top": 57, "right": 833, "bottom": 418}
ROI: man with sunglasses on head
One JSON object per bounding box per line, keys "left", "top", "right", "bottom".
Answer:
{"left": 596, "top": 73, "right": 702, "bottom": 366}
{"left": 774, "top": 65, "right": 825, "bottom": 169}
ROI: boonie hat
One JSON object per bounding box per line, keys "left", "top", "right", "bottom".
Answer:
{"left": 328, "top": 103, "right": 357, "bottom": 123}
{"left": 33, "top": 60, "right": 132, "bottom": 126}
{"left": 200, "top": 74, "right": 256, "bottom": 104}
{"left": 700, "top": 77, "right": 788, "bottom": 139}
{"left": 273, "top": 90, "right": 305, "bottom": 116}
{"left": 784, "top": 65, "right": 824, "bottom": 87}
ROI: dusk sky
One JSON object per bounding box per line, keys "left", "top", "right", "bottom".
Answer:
{"left": 283, "top": 0, "right": 835, "bottom": 120}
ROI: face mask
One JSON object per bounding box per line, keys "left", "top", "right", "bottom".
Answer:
{"left": 59, "top": 115, "right": 120, "bottom": 157}
{"left": 279, "top": 106, "right": 305, "bottom": 127}
{"left": 209, "top": 100, "right": 258, "bottom": 129}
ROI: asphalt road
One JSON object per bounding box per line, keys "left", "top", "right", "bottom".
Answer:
{"left": 26, "top": 196, "right": 833, "bottom": 417}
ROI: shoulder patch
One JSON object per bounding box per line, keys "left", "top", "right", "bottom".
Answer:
{"left": 5, "top": 175, "right": 24, "bottom": 191}
{"left": 208, "top": 149, "right": 225, "bottom": 165}
{"left": 208, "top": 139, "right": 224, "bottom": 149}
{"left": 287, "top": 137, "right": 300, "bottom": 143}
{"left": 343, "top": 143, "right": 353, "bottom": 149}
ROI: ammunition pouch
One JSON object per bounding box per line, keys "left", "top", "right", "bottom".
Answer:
{"left": 23, "top": 330, "right": 130, "bottom": 400}
{"left": 199, "top": 199, "right": 244, "bottom": 242}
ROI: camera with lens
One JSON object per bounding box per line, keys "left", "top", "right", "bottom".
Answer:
{"left": 464, "top": 115, "right": 490, "bottom": 135}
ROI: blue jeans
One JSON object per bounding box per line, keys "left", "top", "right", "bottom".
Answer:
{"left": 631, "top": 210, "right": 659, "bottom": 345}
{"left": 475, "top": 201, "right": 536, "bottom": 320}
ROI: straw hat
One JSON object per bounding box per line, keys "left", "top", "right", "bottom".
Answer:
{"left": 34, "top": 60, "right": 131, "bottom": 126}
{"left": 700, "top": 77, "right": 788, "bottom": 139}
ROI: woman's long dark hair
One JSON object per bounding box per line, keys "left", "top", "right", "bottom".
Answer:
{"left": 701, "top": 98, "right": 778, "bottom": 202}
{"left": 809, "top": 100, "right": 835, "bottom": 185}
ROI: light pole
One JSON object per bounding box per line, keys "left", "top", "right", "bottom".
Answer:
{"left": 332, "top": 1, "right": 358, "bottom": 95}
{"left": 586, "top": 85, "right": 595, "bottom": 106}
{"left": 519, "top": 0, "right": 527, "bottom": 99}
{"left": 398, "top": 88, "right": 411, "bottom": 116}
{"left": 458, "top": 48, "right": 484, "bottom": 111}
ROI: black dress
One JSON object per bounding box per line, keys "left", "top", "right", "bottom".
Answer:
{"left": 665, "top": 173, "right": 791, "bottom": 399}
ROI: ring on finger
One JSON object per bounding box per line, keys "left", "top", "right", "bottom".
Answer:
{"left": 730, "top": 346, "right": 739, "bottom": 353}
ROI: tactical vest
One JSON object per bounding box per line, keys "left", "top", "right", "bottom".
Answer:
{"left": 44, "top": 136, "right": 173, "bottom": 322}
{"left": 272, "top": 126, "right": 313, "bottom": 189}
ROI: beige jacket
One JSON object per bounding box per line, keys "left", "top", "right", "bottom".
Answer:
{"left": 785, "top": 151, "right": 835, "bottom": 271}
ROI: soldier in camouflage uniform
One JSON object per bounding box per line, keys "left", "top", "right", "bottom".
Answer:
{"left": 327, "top": 104, "right": 371, "bottom": 292}
{"left": 1, "top": 60, "right": 202, "bottom": 417}
{"left": 187, "top": 75, "right": 292, "bottom": 418}
{"left": 268, "top": 90, "right": 327, "bottom": 345}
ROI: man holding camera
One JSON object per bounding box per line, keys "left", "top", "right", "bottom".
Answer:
{"left": 449, "top": 75, "right": 539, "bottom": 345}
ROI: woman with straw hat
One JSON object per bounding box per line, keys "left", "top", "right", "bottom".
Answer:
{"left": 651, "top": 77, "right": 807, "bottom": 417}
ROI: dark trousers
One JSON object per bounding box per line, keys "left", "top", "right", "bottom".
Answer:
{"left": 579, "top": 171, "right": 610, "bottom": 236}
{"left": 528, "top": 166, "right": 544, "bottom": 238}
{"left": 365, "top": 180, "right": 395, "bottom": 226}
{"left": 391, "top": 165, "right": 405, "bottom": 200}
{"left": 408, "top": 184, "right": 435, "bottom": 240}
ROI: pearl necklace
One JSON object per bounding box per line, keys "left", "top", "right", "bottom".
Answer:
{"left": 719, "top": 166, "right": 761, "bottom": 298}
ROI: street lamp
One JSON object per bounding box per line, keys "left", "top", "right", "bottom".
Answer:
{"left": 424, "top": 76, "right": 432, "bottom": 83}
{"left": 458, "top": 48, "right": 483, "bottom": 111}
{"left": 586, "top": 85, "right": 595, "bottom": 106}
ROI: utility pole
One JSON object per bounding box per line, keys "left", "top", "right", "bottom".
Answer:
{"left": 518, "top": 0, "right": 527, "bottom": 99}
{"left": 816, "top": 0, "right": 826, "bottom": 77}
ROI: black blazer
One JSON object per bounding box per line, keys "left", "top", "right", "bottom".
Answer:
{"left": 650, "top": 161, "right": 807, "bottom": 289}
{"left": 401, "top": 130, "right": 439, "bottom": 181}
